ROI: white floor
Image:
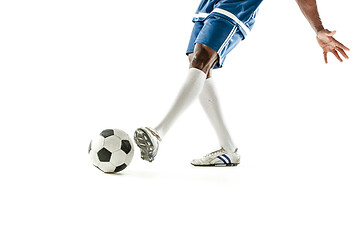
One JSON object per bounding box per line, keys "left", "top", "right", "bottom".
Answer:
{"left": 2, "top": 146, "right": 359, "bottom": 239}
{"left": 1, "top": 0, "right": 359, "bottom": 239}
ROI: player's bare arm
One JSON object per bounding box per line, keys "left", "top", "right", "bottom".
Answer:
{"left": 295, "top": 0, "right": 350, "bottom": 63}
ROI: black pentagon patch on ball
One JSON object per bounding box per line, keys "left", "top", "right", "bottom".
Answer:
{"left": 97, "top": 148, "right": 112, "bottom": 162}
{"left": 88, "top": 140, "right": 92, "bottom": 154}
{"left": 121, "top": 140, "right": 131, "bottom": 154}
{"left": 100, "top": 129, "right": 114, "bottom": 138}
{"left": 114, "top": 163, "right": 127, "bottom": 173}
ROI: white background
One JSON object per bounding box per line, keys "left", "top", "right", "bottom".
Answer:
{"left": 0, "top": 0, "right": 359, "bottom": 239}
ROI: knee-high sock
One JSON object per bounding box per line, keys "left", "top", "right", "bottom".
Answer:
{"left": 199, "top": 77, "right": 236, "bottom": 152}
{"left": 155, "top": 68, "right": 206, "bottom": 139}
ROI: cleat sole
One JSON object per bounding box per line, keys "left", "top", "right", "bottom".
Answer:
{"left": 134, "top": 128, "right": 155, "bottom": 162}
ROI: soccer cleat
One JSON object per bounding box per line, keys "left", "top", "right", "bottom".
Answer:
{"left": 134, "top": 127, "right": 161, "bottom": 162}
{"left": 191, "top": 148, "right": 240, "bottom": 167}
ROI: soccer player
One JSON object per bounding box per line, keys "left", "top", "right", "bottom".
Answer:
{"left": 134, "top": 0, "right": 349, "bottom": 166}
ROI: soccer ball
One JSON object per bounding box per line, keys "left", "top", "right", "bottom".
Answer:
{"left": 88, "top": 129, "right": 134, "bottom": 173}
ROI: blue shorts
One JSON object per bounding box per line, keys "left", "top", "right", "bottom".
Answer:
{"left": 186, "top": 15, "right": 244, "bottom": 69}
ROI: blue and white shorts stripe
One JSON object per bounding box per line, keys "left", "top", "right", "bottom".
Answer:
{"left": 192, "top": 0, "right": 262, "bottom": 36}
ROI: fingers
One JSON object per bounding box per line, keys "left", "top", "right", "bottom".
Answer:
{"left": 334, "top": 39, "right": 350, "bottom": 51}
{"left": 330, "top": 49, "right": 343, "bottom": 62}
{"left": 323, "top": 51, "right": 328, "bottom": 64}
{"left": 324, "top": 47, "right": 349, "bottom": 64}
{"left": 336, "top": 47, "right": 349, "bottom": 59}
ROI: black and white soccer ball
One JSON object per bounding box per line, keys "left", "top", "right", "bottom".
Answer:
{"left": 88, "top": 129, "right": 134, "bottom": 173}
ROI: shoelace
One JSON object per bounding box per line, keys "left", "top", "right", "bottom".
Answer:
{"left": 204, "top": 148, "right": 225, "bottom": 157}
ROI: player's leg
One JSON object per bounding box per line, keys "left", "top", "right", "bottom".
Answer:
{"left": 134, "top": 16, "right": 241, "bottom": 163}
{"left": 134, "top": 43, "right": 218, "bottom": 162}
{"left": 188, "top": 53, "right": 239, "bottom": 166}
{"left": 187, "top": 16, "right": 244, "bottom": 166}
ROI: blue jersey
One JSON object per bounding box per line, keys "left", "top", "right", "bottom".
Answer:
{"left": 192, "top": 0, "right": 263, "bottom": 37}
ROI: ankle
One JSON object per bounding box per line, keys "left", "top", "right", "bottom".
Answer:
{"left": 222, "top": 145, "right": 237, "bottom": 153}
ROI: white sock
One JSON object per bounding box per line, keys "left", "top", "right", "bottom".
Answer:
{"left": 199, "top": 77, "right": 236, "bottom": 153}
{"left": 155, "top": 68, "right": 206, "bottom": 139}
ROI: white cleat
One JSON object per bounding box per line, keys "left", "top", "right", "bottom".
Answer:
{"left": 134, "top": 127, "right": 161, "bottom": 162}
{"left": 191, "top": 148, "right": 240, "bottom": 167}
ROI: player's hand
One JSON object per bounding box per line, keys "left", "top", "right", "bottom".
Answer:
{"left": 316, "top": 29, "right": 350, "bottom": 64}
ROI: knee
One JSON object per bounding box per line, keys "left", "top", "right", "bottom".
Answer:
{"left": 190, "top": 44, "right": 218, "bottom": 74}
